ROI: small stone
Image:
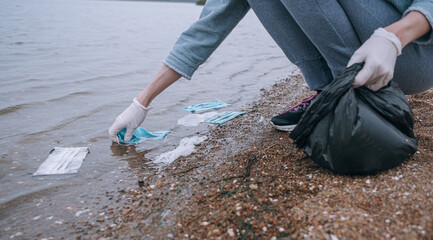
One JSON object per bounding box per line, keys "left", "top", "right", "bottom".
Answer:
{"left": 211, "top": 229, "right": 221, "bottom": 236}
{"left": 227, "top": 228, "right": 235, "bottom": 237}
{"left": 167, "top": 233, "right": 174, "bottom": 238}
{"left": 330, "top": 235, "right": 339, "bottom": 240}
{"left": 75, "top": 209, "right": 90, "bottom": 217}
{"left": 279, "top": 227, "right": 285, "bottom": 232}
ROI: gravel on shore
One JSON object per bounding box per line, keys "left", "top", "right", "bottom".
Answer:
{"left": 81, "top": 74, "right": 433, "bottom": 240}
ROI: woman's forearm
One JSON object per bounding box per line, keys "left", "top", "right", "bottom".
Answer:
{"left": 385, "top": 11, "right": 432, "bottom": 48}
{"left": 136, "top": 65, "right": 181, "bottom": 107}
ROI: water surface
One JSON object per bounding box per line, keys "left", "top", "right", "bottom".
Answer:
{"left": 0, "top": 0, "right": 294, "bottom": 237}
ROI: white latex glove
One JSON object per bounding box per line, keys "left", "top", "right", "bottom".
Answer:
{"left": 347, "top": 28, "right": 402, "bottom": 91}
{"left": 109, "top": 98, "right": 149, "bottom": 143}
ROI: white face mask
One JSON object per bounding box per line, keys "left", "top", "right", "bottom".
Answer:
{"left": 33, "top": 147, "right": 90, "bottom": 176}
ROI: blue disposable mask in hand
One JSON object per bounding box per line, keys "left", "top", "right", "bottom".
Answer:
{"left": 117, "top": 128, "right": 170, "bottom": 145}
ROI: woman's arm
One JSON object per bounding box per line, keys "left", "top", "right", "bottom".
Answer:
{"left": 164, "top": 0, "right": 250, "bottom": 80}
{"left": 108, "top": 65, "right": 179, "bottom": 143}
{"left": 136, "top": 65, "right": 181, "bottom": 107}
{"left": 109, "top": 0, "right": 251, "bottom": 143}
{"left": 385, "top": 11, "right": 432, "bottom": 48}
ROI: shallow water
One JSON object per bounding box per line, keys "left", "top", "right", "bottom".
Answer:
{"left": 0, "top": 0, "right": 294, "bottom": 236}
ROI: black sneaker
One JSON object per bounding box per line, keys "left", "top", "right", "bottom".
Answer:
{"left": 271, "top": 92, "right": 318, "bottom": 132}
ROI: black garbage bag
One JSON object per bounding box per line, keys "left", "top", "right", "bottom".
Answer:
{"left": 290, "top": 63, "right": 418, "bottom": 174}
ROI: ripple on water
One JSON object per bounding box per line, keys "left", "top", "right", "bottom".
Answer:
{"left": 0, "top": 91, "right": 93, "bottom": 115}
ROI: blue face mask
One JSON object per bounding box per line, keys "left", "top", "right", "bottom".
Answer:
{"left": 184, "top": 100, "right": 229, "bottom": 112}
{"left": 117, "top": 128, "right": 170, "bottom": 145}
{"left": 204, "top": 111, "right": 245, "bottom": 124}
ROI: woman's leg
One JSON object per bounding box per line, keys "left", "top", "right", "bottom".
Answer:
{"left": 247, "top": 0, "right": 335, "bottom": 90}
{"left": 279, "top": 0, "right": 363, "bottom": 79}
{"left": 337, "top": 0, "right": 433, "bottom": 94}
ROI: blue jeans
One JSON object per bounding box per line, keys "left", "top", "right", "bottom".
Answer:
{"left": 248, "top": 0, "right": 433, "bottom": 94}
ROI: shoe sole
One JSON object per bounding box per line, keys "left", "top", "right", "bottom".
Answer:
{"left": 271, "top": 122, "right": 297, "bottom": 132}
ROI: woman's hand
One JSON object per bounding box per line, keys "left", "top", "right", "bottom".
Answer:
{"left": 348, "top": 11, "right": 431, "bottom": 91}
{"left": 347, "top": 28, "right": 402, "bottom": 91}
{"left": 109, "top": 98, "right": 149, "bottom": 143}
{"left": 108, "top": 65, "right": 181, "bottom": 143}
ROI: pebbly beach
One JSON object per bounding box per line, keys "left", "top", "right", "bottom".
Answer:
{"left": 1, "top": 0, "right": 432, "bottom": 238}
{"left": 79, "top": 74, "right": 433, "bottom": 239}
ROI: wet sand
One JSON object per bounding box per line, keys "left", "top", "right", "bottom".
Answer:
{"left": 79, "top": 74, "right": 432, "bottom": 239}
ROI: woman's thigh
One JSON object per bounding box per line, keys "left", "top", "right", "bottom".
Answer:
{"left": 247, "top": 0, "right": 334, "bottom": 90}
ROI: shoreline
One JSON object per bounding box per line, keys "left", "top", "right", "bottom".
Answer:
{"left": 81, "top": 74, "right": 432, "bottom": 239}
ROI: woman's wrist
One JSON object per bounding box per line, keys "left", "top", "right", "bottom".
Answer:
{"left": 385, "top": 11, "right": 431, "bottom": 48}
{"left": 136, "top": 93, "right": 151, "bottom": 108}
{"left": 136, "top": 65, "right": 181, "bottom": 108}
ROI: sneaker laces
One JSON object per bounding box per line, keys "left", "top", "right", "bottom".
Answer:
{"left": 283, "top": 92, "right": 318, "bottom": 113}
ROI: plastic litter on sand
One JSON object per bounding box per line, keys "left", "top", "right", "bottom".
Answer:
{"left": 154, "top": 136, "right": 207, "bottom": 165}
{"left": 183, "top": 100, "right": 229, "bottom": 113}
{"left": 117, "top": 128, "right": 170, "bottom": 145}
{"left": 33, "top": 147, "right": 90, "bottom": 176}
{"left": 204, "top": 111, "right": 246, "bottom": 124}
{"left": 177, "top": 111, "right": 218, "bottom": 127}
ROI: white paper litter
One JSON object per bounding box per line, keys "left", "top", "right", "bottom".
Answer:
{"left": 33, "top": 147, "right": 89, "bottom": 176}
{"left": 177, "top": 112, "right": 218, "bottom": 127}
{"left": 154, "top": 136, "right": 207, "bottom": 164}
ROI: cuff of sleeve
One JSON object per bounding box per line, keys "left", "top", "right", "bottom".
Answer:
{"left": 163, "top": 53, "right": 196, "bottom": 80}
{"left": 403, "top": 7, "right": 433, "bottom": 45}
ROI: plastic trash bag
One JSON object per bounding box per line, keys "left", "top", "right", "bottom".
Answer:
{"left": 290, "top": 63, "right": 418, "bottom": 174}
